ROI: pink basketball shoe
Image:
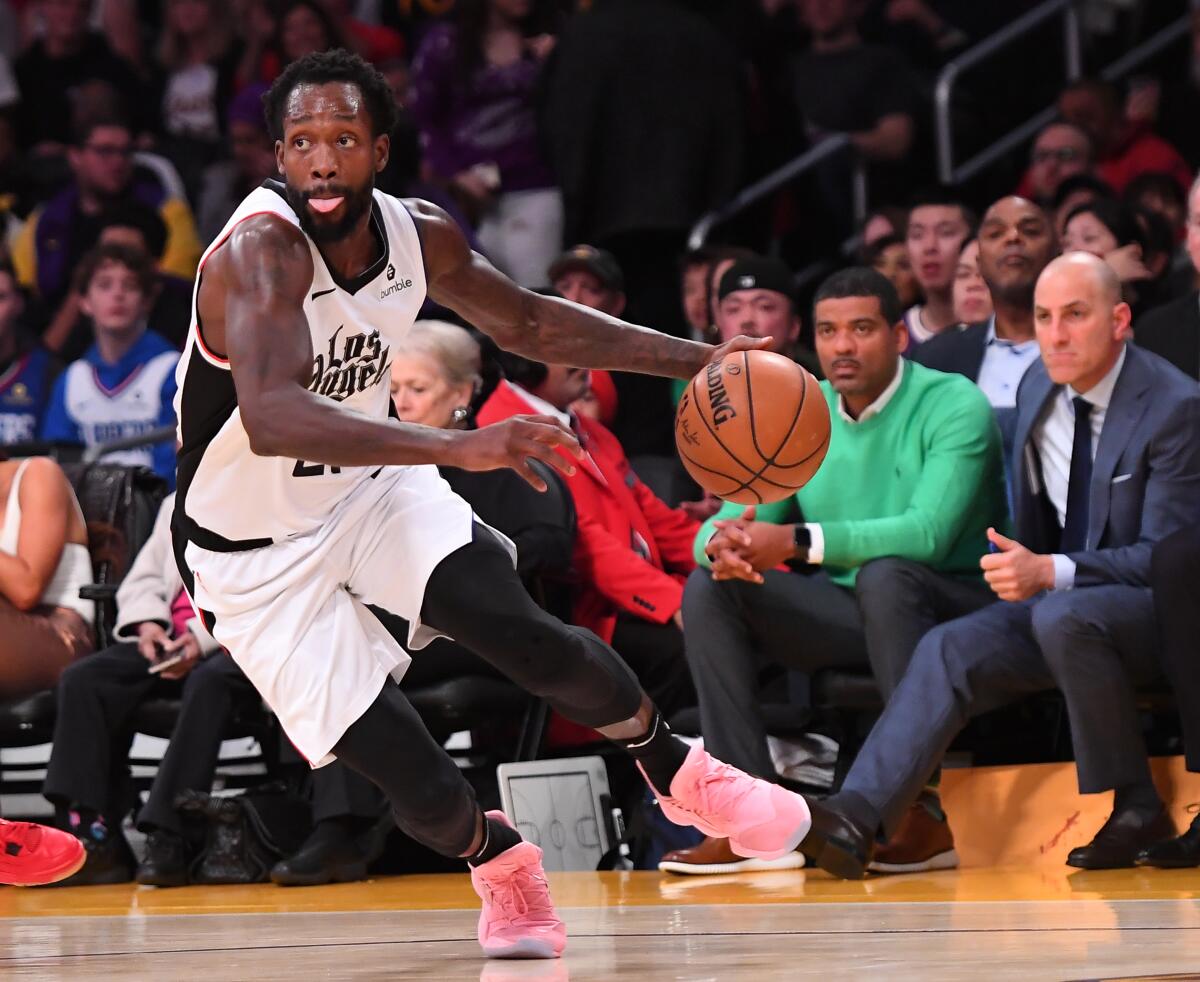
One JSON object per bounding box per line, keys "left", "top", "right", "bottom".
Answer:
{"left": 643, "top": 744, "right": 812, "bottom": 860}
{"left": 469, "top": 812, "right": 567, "bottom": 959}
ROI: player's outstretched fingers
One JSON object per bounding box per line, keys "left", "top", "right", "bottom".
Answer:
{"left": 522, "top": 415, "right": 584, "bottom": 458}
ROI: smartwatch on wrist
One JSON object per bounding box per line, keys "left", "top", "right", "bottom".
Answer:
{"left": 792, "top": 524, "right": 812, "bottom": 562}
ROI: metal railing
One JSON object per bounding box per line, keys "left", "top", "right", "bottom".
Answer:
{"left": 687, "top": 135, "right": 867, "bottom": 250}
{"left": 935, "top": 0, "right": 1082, "bottom": 185}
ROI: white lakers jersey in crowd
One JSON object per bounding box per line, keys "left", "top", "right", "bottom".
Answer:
{"left": 174, "top": 181, "right": 427, "bottom": 548}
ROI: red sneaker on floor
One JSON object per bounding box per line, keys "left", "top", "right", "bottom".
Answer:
{"left": 0, "top": 820, "right": 86, "bottom": 886}
{"left": 469, "top": 811, "right": 567, "bottom": 959}
{"left": 643, "top": 744, "right": 812, "bottom": 861}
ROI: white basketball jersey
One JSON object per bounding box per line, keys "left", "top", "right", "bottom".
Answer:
{"left": 63, "top": 350, "right": 178, "bottom": 471}
{"left": 174, "top": 182, "right": 427, "bottom": 548}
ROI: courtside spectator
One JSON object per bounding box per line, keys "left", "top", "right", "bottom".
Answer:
{"left": 669, "top": 268, "right": 1005, "bottom": 875}
{"left": 40, "top": 244, "right": 178, "bottom": 486}
{"left": 478, "top": 349, "right": 699, "bottom": 720}
{"left": 43, "top": 493, "right": 255, "bottom": 887}
{"left": 409, "top": 0, "right": 561, "bottom": 287}
{"left": 902, "top": 192, "right": 974, "bottom": 347}
{"left": 1058, "top": 77, "right": 1191, "bottom": 195}
{"left": 1062, "top": 199, "right": 1160, "bottom": 314}
{"left": 915, "top": 197, "right": 1056, "bottom": 467}
{"left": 0, "top": 455, "right": 94, "bottom": 700}
{"left": 1125, "top": 171, "right": 1188, "bottom": 237}
{"left": 808, "top": 253, "right": 1200, "bottom": 877}
{"left": 0, "top": 262, "right": 59, "bottom": 445}
{"left": 952, "top": 238, "right": 992, "bottom": 327}
{"left": 1017, "top": 122, "right": 1094, "bottom": 208}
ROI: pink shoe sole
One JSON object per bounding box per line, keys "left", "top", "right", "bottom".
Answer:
{"left": 481, "top": 937, "right": 564, "bottom": 960}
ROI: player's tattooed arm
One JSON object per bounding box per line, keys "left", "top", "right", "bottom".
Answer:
{"left": 411, "top": 200, "right": 767, "bottom": 379}
{"left": 209, "top": 213, "right": 579, "bottom": 485}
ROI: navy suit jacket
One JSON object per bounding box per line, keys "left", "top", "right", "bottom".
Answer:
{"left": 1012, "top": 344, "right": 1200, "bottom": 587}
{"left": 911, "top": 320, "right": 989, "bottom": 382}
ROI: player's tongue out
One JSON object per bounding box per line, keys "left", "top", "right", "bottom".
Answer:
{"left": 309, "top": 197, "right": 343, "bottom": 213}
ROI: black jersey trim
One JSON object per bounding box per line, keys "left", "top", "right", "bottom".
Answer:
{"left": 261, "top": 179, "right": 390, "bottom": 297}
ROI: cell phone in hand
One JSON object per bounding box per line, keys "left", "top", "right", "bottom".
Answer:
{"left": 148, "top": 651, "right": 187, "bottom": 674}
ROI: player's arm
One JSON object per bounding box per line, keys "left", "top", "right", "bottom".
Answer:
{"left": 217, "top": 215, "right": 579, "bottom": 488}
{"left": 412, "top": 201, "right": 766, "bottom": 380}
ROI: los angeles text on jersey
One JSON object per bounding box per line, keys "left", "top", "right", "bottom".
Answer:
{"left": 308, "top": 326, "right": 390, "bottom": 401}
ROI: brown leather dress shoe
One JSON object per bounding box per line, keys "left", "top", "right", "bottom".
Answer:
{"left": 659, "top": 835, "right": 806, "bottom": 875}
{"left": 868, "top": 796, "right": 958, "bottom": 875}
{"left": 1067, "top": 807, "right": 1176, "bottom": 870}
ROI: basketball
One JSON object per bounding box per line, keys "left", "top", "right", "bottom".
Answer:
{"left": 674, "top": 350, "right": 830, "bottom": 505}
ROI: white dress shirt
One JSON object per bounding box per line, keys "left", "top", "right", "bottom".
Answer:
{"left": 508, "top": 381, "right": 572, "bottom": 427}
{"left": 1031, "top": 345, "right": 1127, "bottom": 589}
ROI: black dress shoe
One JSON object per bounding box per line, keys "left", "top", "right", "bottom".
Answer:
{"left": 136, "top": 829, "right": 189, "bottom": 887}
{"left": 1137, "top": 811, "right": 1200, "bottom": 869}
{"left": 1067, "top": 808, "right": 1176, "bottom": 870}
{"left": 270, "top": 817, "right": 388, "bottom": 887}
{"left": 797, "top": 792, "right": 877, "bottom": 880}
{"left": 51, "top": 827, "right": 136, "bottom": 886}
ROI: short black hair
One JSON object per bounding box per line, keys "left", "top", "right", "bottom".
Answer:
{"left": 1050, "top": 173, "right": 1116, "bottom": 212}
{"left": 813, "top": 266, "right": 902, "bottom": 326}
{"left": 73, "top": 113, "right": 131, "bottom": 148}
{"left": 99, "top": 201, "right": 168, "bottom": 260}
{"left": 1063, "top": 198, "right": 1145, "bottom": 251}
{"left": 906, "top": 187, "right": 977, "bottom": 231}
{"left": 857, "top": 233, "right": 904, "bottom": 267}
{"left": 1124, "top": 171, "right": 1187, "bottom": 213}
{"left": 263, "top": 48, "right": 400, "bottom": 142}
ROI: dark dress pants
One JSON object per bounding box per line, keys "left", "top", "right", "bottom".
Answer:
{"left": 842, "top": 586, "right": 1162, "bottom": 836}
{"left": 1151, "top": 525, "right": 1200, "bottom": 771}
{"left": 680, "top": 559, "right": 994, "bottom": 782}
{"left": 43, "top": 641, "right": 257, "bottom": 833}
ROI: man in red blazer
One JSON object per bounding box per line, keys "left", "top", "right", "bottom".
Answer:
{"left": 477, "top": 352, "right": 698, "bottom": 717}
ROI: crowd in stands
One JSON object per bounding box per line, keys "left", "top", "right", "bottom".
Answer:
{"left": 1, "top": 0, "right": 1200, "bottom": 886}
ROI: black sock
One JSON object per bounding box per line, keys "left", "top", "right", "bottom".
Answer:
{"left": 1113, "top": 782, "right": 1162, "bottom": 819}
{"left": 616, "top": 712, "right": 690, "bottom": 797}
{"left": 466, "top": 813, "right": 523, "bottom": 867}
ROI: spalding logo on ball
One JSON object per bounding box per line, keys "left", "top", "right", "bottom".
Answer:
{"left": 675, "top": 350, "right": 831, "bottom": 505}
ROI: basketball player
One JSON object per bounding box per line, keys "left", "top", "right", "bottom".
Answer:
{"left": 172, "top": 51, "right": 816, "bottom": 960}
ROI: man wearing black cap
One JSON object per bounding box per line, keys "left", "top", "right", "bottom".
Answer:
{"left": 549, "top": 245, "right": 626, "bottom": 426}
{"left": 715, "top": 257, "right": 819, "bottom": 376}
{"left": 547, "top": 244, "right": 676, "bottom": 465}
{"left": 549, "top": 245, "right": 627, "bottom": 318}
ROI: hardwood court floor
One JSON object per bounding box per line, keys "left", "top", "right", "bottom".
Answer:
{"left": 4, "top": 867, "right": 1200, "bottom": 981}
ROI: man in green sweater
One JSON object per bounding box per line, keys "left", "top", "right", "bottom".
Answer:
{"left": 662, "top": 267, "right": 1008, "bottom": 877}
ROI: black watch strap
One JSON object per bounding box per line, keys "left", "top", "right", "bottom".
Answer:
{"left": 793, "top": 524, "right": 812, "bottom": 556}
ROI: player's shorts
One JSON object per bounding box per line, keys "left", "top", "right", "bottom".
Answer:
{"left": 181, "top": 464, "right": 514, "bottom": 766}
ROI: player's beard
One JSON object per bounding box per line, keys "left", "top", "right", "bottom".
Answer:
{"left": 286, "top": 179, "right": 375, "bottom": 245}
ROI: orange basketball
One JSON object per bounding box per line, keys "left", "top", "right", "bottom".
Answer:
{"left": 674, "top": 350, "right": 831, "bottom": 505}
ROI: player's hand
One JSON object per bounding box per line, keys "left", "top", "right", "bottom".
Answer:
{"left": 706, "top": 335, "right": 772, "bottom": 366}
{"left": 159, "top": 632, "right": 203, "bottom": 680}
{"left": 979, "top": 527, "right": 1055, "bottom": 602}
{"left": 451, "top": 415, "right": 583, "bottom": 491}
{"left": 136, "top": 621, "right": 171, "bottom": 664}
